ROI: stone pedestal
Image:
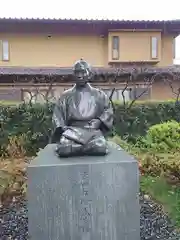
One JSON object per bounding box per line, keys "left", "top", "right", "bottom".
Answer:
{"left": 27, "top": 143, "right": 140, "bottom": 240}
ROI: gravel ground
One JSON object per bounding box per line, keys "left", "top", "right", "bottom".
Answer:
{"left": 0, "top": 193, "right": 180, "bottom": 240}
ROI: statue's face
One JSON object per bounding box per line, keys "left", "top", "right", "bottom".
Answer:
{"left": 74, "top": 69, "right": 89, "bottom": 86}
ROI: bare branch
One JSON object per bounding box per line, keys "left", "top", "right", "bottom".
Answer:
{"left": 127, "top": 79, "right": 153, "bottom": 110}
{"left": 118, "top": 66, "right": 155, "bottom": 111}
{"left": 121, "top": 77, "right": 130, "bottom": 109}
{"left": 163, "top": 71, "right": 180, "bottom": 103}
{"left": 121, "top": 83, "right": 129, "bottom": 108}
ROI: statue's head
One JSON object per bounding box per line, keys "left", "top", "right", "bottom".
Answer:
{"left": 73, "top": 59, "right": 91, "bottom": 86}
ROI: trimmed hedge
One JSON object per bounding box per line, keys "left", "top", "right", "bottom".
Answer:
{"left": 0, "top": 101, "right": 180, "bottom": 156}
{"left": 114, "top": 101, "right": 180, "bottom": 142}
{"left": 0, "top": 103, "right": 53, "bottom": 156}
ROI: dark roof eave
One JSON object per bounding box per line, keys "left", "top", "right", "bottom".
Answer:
{"left": 0, "top": 18, "right": 180, "bottom": 34}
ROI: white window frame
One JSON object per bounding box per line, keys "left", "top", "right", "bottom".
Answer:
{"left": 151, "top": 37, "right": 158, "bottom": 59}
{"left": 112, "top": 36, "right": 119, "bottom": 60}
{"left": 2, "top": 40, "right": 9, "bottom": 61}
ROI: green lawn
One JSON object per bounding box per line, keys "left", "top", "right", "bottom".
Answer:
{"left": 140, "top": 175, "right": 180, "bottom": 228}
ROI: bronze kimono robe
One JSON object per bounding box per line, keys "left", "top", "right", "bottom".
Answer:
{"left": 51, "top": 83, "right": 113, "bottom": 157}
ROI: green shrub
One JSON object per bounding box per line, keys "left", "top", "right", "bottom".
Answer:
{"left": 0, "top": 103, "right": 53, "bottom": 156}
{"left": 112, "top": 136, "right": 180, "bottom": 183}
{"left": 135, "top": 121, "right": 180, "bottom": 152}
{"left": 0, "top": 100, "right": 180, "bottom": 156}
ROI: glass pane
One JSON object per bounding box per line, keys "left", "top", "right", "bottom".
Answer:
{"left": 23, "top": 91, "right": 35, "bottom": 103}
{"left": 112, "top": 36, "right": 119, "bottom": 60}
{"left": 36, "top": 92, "right": 45, "bottom": 103}
{"left": 112, "top": 36, "right": 119, "bottom": 50}
{"left": 2, "top": 40, "right": 9, "bottom": 61}
{"left": 113, "top": 90, "right": 118, "bottom": 101}
{"left": 117, "top": 90, "right": 130, "bottom": 102}
{"left": 151, "top": 37, "right": 158, "bottom": 59}
{"left": 103, "top": 89, "right": 111, "bottom": 97}
{"left": 46, "top": 90, "right": 56, "bottom": 102}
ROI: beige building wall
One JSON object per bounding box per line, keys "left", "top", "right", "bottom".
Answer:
{"left": 0, "top": 34, "right": 108, "bottom": 67}
{"left": 0, "top": 31, "right": 175, "bottom": 68}
{"left": 108, "top": 31, "right": 175, "bottom": 66}
{"left": 151, "top": 81, "right": 180, "bottom": 100}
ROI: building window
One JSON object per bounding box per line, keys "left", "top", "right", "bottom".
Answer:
{"left": 2, "top": 40, "right": 9, "bottom": 61}
{"left": 130, "top": 86, "right": 151, "bottom": 100}
{"left": 151, "top": 37, "right": 158, "bottom": 59}
{"left": 112, "top": 36, "right": 119, "bottom": 60}
{"left": 23, "top": 89, "right": 55, "bottom": 103}
{"left": 173, "top": 38, "right": 176, "bottom": 59}
{"left": 103, "top": 89, "right": 130, "bottom": 102}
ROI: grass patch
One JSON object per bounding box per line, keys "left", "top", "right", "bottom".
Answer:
{"left": 140, "top": 175, "right": 180, "bottom": 228}
{"left": 0, "top": 100, "right": 22, "bottom": 106}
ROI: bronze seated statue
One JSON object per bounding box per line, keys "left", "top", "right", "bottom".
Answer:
{"left": 50, "top": 59, "right": 114, "bottom": 157}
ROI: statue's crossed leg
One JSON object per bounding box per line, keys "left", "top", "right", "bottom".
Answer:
{"left": 56, "top": 135, "right": 108, "bottom": 157}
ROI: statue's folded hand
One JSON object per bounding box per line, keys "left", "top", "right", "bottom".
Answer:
{"left": 88, "top": 119, "right": 101, "bottom": 129}
{"left": 62, "top": 126, "right": 68, "bottom": 132}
